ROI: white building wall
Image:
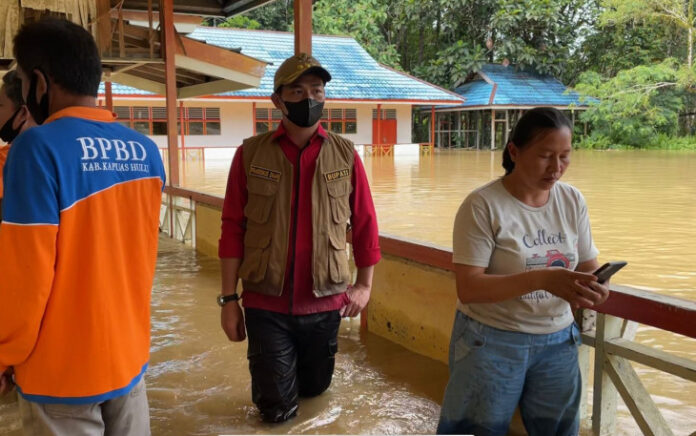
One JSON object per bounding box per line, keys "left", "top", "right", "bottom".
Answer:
{"left": 111, "top": 98, "right": 414, "bottom": 147}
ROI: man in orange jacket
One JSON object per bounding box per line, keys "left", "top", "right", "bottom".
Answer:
{"left": 0, "top": 18, "right": 165, "bottom": 435}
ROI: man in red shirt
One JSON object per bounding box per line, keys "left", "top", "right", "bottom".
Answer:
{"left": 218, "top": 53, "right": 380, "bottom": 422}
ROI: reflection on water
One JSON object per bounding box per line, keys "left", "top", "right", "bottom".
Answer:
{"left": 1, "top": 148, "right": 694, "bottom": 435}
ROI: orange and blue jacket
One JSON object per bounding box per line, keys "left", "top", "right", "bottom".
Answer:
{"left": 0, "top": 107, "right": 165, "bottom": 404}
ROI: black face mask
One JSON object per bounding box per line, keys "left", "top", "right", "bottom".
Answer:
{"left": 27, "top": 70, "right": 50, "bottom": 125}
{"left": 0, "top": 108, "right": 24, "bottom": 143}
{"left": 282, "top": 98, "right": 324, "bottom": 128}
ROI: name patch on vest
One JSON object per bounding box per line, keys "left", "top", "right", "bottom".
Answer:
{"left": 324, "top": 168, "right": 351, "bottom": 183}
{"left": 249, "top": 165, "right": 281, "bottom": 182}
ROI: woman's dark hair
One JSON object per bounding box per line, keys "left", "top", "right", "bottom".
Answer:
{"left": 502, "top": 107, "right": 572, "bottom": 175}
{"left": 1, "top": 70, "right": 24, "bottom": 108}
{"left": 13, "top": 18, "right": 102, "bottom": 97}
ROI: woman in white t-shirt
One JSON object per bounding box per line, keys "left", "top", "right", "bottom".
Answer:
{"left": 437, "top": 107, "right": 609, "bottom": 436}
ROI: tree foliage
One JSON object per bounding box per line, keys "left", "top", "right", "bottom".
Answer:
{"left": 576, "top": 60, "right": 684, "bottom": 146}
{"left": 212, "top": 0, "right": 696, "bottom": 147}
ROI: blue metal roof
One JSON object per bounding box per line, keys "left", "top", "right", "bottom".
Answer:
{"left": 101, "top": 27, "right": 463, "bottom": 104}
{"left": 450, "top": 64, "right": 586, "bottom": 108}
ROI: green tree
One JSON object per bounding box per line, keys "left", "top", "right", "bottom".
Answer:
{"left": 601, "top": 0, "right": 695, "bottom": 67}
{"left": 575, "top": 59, "right": 684, "bottom": 146}
{"left": 312, "top": 0, "right": 400, "bottom": 66}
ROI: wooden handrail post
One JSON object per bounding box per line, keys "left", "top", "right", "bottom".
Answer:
{"left": 592, "top": 314, "right": 622, "bottom": 435}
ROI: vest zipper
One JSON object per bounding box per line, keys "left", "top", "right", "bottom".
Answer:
{"left": 287, "top": 145, "right": 306, "bottom": 315}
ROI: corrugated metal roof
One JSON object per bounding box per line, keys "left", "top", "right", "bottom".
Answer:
{"left": 450, "top": 64, "right": 586, "bottom": 108}
{"left": 101, "top": 27, "right": 463, "bottom": 104}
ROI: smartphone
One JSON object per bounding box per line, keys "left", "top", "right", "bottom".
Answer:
{"left": 593, "top": 261, "right": 627, "bottom": 284}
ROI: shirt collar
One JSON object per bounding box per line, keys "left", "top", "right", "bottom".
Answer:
{"left": 273, "top": 120, "right": 328, "bottom": 143}
{"left": 45, "top": 106, "right": 116, "bottom": 124}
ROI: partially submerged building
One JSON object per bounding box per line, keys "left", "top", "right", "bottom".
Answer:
{"left": 432, "top": 64, "right": 588, "bottom": 149}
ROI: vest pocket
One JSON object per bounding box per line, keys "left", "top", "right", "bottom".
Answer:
{"left": 326, "top": 180, "right": 351, "bottom": 224}
{"left": 240, "top": 232, "right": 272, "bottom": 283}
{"left": 328, "top": 230, "right": 349, "bottom": 284}
{"left": 245, "top": 179, "right": 279, "bottom": 223}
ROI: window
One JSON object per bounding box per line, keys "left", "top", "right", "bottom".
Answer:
{"left": 112, "top": 105, "right": 222, "bottom": 136}
{"left": 322, "top": 108, "right": 357, "bottom": 134}
{"left": 372, "top": 108, "right": 396, "bottom": 120}
{"left": 255, "top": 108, "right": 283, "bottom": 134}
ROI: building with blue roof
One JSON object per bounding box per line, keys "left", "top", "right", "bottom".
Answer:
{"left": 432, "top": 64, "right": 588, "bottom": 149}
{"left": 101, "top": 26, "right": 463, "bottom": 150}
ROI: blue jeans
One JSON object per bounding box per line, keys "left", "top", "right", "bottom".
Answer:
{"left": 437, "top": 311, "right": 582, "bottom": 436}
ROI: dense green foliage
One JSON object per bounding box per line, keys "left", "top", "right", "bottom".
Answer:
{"left": 216, "top": 0, "right": 696, "bottom": 149}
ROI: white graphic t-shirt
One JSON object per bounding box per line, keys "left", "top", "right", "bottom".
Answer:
{"left": 453, "top": 178, "right": 599, "bottom": 334}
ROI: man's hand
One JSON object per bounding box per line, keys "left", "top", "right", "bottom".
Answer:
{"left": 340, "top": 283, "right": 371, "bottom": 318}
{"left": 221, "top": 301, "right": 246, "bottom": 342}
{"left": 0, "top": 368, "right": 14, "bottom": 396}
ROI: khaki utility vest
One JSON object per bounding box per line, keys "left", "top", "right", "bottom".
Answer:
{"left": 239, "top": 131, "right": 354, "bottom": 297}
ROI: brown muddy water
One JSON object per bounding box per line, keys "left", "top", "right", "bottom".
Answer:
{"left": 1, "top": 148, "right": 694, "bottom": 435}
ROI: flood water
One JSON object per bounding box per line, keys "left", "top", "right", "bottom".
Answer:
{"left": 1, "top": 148, "right": 694, "bottom": 435}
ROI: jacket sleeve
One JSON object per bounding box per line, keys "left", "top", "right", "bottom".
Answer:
{"left": 218, "top": 145, "right": 247, "bottom": 259}
{"left": 0, "top": 131, "right": 59, "bottom": 373}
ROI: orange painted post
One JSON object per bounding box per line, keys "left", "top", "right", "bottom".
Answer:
{"left": 104, "top": 80, "right": 113, "bottom": 112}
{"left": 160, "top": 0, "right": 179, "bottom": 186}
{"left": 376, "top": 104, "right": 382, "bottom": 151}
{"left": 430, "top": 106, "right": 435, "bottom": 147}
{"left": 179, "top": 101, "right": 185, "bottom": 162}
{"left": 294, "top": 0, "right": 312, "bottom": 55}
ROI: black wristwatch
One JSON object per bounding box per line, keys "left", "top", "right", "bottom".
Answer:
{"left": 217, "top": 293, "right": 240, "bottom": 307}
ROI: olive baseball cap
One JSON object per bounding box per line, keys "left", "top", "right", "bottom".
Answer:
{"left": 273, "top": 53, "right": 332, "bottom": 92}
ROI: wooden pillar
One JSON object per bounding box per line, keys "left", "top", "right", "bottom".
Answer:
{"left": 294, "top": 0, "right": 312, "bottom": 55}
{"left": 160, "top": 0, "right": 179, "bottom": 186}
{"left": 104, "top": 80, "right": 114, "bottom": 112}
{"left": 376, "top": 104, "right": 382, "bottom": 145}
{"left": 490, "top": 109, "right": 496, "bottom": 150}
{"left": 504, "top": 110, "right": 509, "bottom": 144}
{"left": 430, "top": 106, "right": 435, "bottom": 147}
{"left": 179, "top": 101, "right": 185, "bottom": 151}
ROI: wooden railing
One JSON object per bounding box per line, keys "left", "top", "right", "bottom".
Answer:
{"left": 361, "top": 142, "right": 434, "bottom": 156}
{"left": 161, "top": 187, "right": 696, "bottom": 436}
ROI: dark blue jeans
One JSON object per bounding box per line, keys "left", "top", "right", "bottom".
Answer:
{"left": 245, "top": 308, "right": 340, "bottom": 423}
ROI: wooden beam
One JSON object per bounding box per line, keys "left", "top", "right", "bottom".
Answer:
{"left": 605, "top": 355, "right": 675, "bottom": 436}
{"left": 105, "top": 80, "right": 114, "bottom": 111}
{"left": 177, "top": 79, "right": 246, "bottom": 99}
{"left": 110, "top": 72, "right": 166, "bottom": 94}
{"left": 376, "top": 104, "right": 382, "bottom": 145}
{"left": 294, "top": 0, "right": 312, "bottom": 55}
{"left": 110, "top": 9, "right": 204, "bottom": 25}
{"left": 605, "top": 338, "right": 696, "bottom": 382}
{"left": 596, "top": 284, "right": 696, "bottom": 338}
{"left": 175, "top": 36, "right": 266, "bottom": 79}
{"left": 95, "top": 0, "right": 113, "bottom": 57}
{"left": 592, "top": 314, "right": 623, "bottom": 436}
{"left": 111, "top": 62, "right": 148, "bottom": 75}
{"left": 430, "top": 106, "right": 435, "bottom": 147}
{"left": 160, "top": 0, "right": 180, "bottom": 186}
{"left": 175, "top": 56, "right": 262, "bottom": 90}
{"left": 118, "top": 8, "right": 126, "bottom": 58}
